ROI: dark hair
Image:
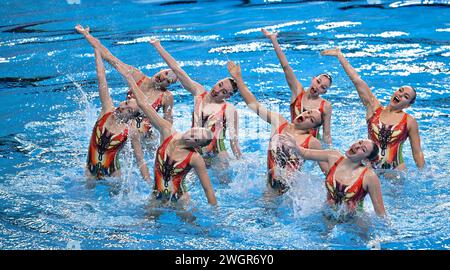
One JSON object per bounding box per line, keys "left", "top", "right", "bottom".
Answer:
{"left": 319, "top": 73, "right": 333, "bottom": 86}
{"left": 228, "top": 77, "right": 239, "bottom": 95}
{"left": 409, "top": 86, "right": 417, "bottom": 105}
{"left": 367, "top": 142, "right": 380, "bottom": 162}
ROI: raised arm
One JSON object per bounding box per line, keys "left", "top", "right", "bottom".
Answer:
{"left": 191, "top": 155, "right": 217, "bottom": 205}
{"left": 116, "top": 65, "right": 173, "bottom": 138}
{"left": 321, "top": 48, "right": 381, "bottom": 119}
{"left": 75, "top": 25, "right": 145, "bottom": 83}
{"left": 163, "top": 91, "right": 174, "bottom": 124}
{"left": 150, "top": 39, "right": 205, "bottom": 96}
{"left": 364, "top": 171, "right": 386, "bottom": 217}
{"left": 407, "top": 117, "right": 425, "bottom": 168}
{"left": 226, "top": 105, "right": 242, "bottom": 159}
{"left": 94, "top": 49, "right": 114, "bottom": 114}
{"left": 322, "top": 102, "right": 332, "bottom": 145}
{"left": 130, "top": 130, "right": 151, "bottom": 183}
{"left": 299, "top": 147, "right": 341, "bottom": 174}
{"left": 262, "top": 29, "right": 304, "bottom": 101}
{"left": 227, "top": 61, "right": 286, "bottom": 127}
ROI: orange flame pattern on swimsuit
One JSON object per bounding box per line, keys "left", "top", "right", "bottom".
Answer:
{"left": 367, "top": 107, "right": 408, "bottom": 169}
{"left": 153, "top": 133, "right": 195, "bottom": 202}
{"left": 325, "top": 157, "right": 368, "bottom": 212}
{"left": 86, "top": 112, "right": 128, "bottom": 179}
{"left": 192, "top": 92, "right": 228, "bottom": 155}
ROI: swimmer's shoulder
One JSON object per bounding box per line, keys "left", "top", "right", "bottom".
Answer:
{"left": 307, "top": 136, "right": 322, "bottom": 150}
{"left": 362, "top": 168, "right": 380, "bottom": 190}
{"left": 189, "top": 151, "right": 207, "bottom": 168}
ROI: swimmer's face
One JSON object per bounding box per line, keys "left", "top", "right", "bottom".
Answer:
{"left": 389, "top": 86, "right": 416, "bottom": 109}
{"left": 293, "top": 109, "right": 322, "bottom": 130}
{"left": 153, "top": 69, "right": 178, "bottom": 89}
{"left": 210, "top": 78, "right": 235, "bottom": 102}
{"left": 309, "top": 75, "right": 331, "bottom": 97}
{"left": 116, "top": 99, "right": 139, "bottom": 121}
{"left": 181, "top": 127, "right": 213, "bottom": 148}
{"left": 345, "top": 140, "right": 375, "bottom": 162}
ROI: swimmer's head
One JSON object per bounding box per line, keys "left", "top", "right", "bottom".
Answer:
{"left": 293, "top": 109, "right": 323, "bottom": 130}
{"left": 345, "top": 139, "right": 379, "bottom": 163}
{"left": 153, "top": 69, "right": 178, "bottom": 89}
{"left": 181, "top": 127, "right": 214, "bottom": 149}
{"left": 309, "top": 74, "right": 332, "bottom": 97}
{"left": 115, "top": 99, "right": 140, "bottom": 122}
{"left": 210, "top": 77, "right": 238, "bottom": 102}
{"left": 389, "top": 85, "right": 416, "bottom": 109}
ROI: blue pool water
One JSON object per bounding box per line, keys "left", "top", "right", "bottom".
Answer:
{"left": 0, "top": 0, "right": 449, "bottom": 250}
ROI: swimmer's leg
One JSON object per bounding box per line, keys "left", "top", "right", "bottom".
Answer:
{"left": 76, "top": 25, "right": 145, "bottom": 81}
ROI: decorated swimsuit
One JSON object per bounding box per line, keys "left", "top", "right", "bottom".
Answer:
{"left": 325, "top": 157, "right": 369, "bottom": 213}
{"left": 153, "top": 133, "right": 195, "bottom": 203}
{"left": 267, "top": 122, "right": 312, "bottom": 194}
{"left": 87, "top": 112, "right": 128, "bottom": 179}
{"left": 367, "top": 107, "right": 408, "bottom": 169}
{"left": 290, "top": 91, "right": 325, "bottom": 139}
{"left": 192, "top": 92, "right": 228, "bottom": 159}
{"left": 126, "top": 76, "right": 165, "bottom": 135}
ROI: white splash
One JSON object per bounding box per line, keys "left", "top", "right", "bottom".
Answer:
{"left": 251, "top": 67, "right": 284, "bottom": 74}
{"left": 116, "top": 34, "right": 221, "bottom": 45}
{"left": 0, "top": 56, "right": 15, "bottom": 63}
{"left": 74, "top": 53, "right": 94, "bottom": 58}
{"left": 235, "top": 19, "right": 324, "bottom": 35}
{"left": 377, "top": 31, "right": 409, "bottom": 38}
{"left": 209, "top": 42, "right": 267, "bottom": 54}
{"left": 143, "top": 59, "right": 228, "bottom": 70}
{"left": 316, "top": 21, "right": 361, "bottom": 30}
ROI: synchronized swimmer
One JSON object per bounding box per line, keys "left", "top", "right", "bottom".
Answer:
{"left": 76, "top": 25, "right": 426, "bottom": 219}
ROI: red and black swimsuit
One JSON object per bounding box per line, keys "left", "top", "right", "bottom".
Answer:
{"left": 267, "top": 122, "right": 312, "bottom": 193}
{"left": 290, "top": 91, "right": 325, "bottom": 138}
{"left": 153, "top": 133, "right": 195, "bottom": 202}
{"left": 367, "top": 107, "right": 408, "bottom": 169}
{"left": 126, "top": 76, "right": 165, "bottom": 135}
{"left": 192, "top": 92, "right": 228, "bottom": 157}
{"left": 86, "top": 112, "right": 128, "bottom": 179}
{"left": 325, "top": 157, "right": 368, "bottom": 213}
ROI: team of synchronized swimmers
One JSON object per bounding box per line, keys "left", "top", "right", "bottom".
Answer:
{"left": 75, "top": 24, "right": 424, "bottom": 219}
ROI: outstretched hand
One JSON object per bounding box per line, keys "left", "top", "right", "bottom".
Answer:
{"left": 261, "top": 28, "right": 278, "bottom": 40}
{"left": 227, "top": 60, "right": 241, "bottom": 79}
{"left": 321, "top": 47, "right": 342, "bottom": 57}
{"left": 149, "top": 38, "right": 160, "bottom": 46}
{"left": 75, "top": 24, "right": 90, "bottom": 35}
